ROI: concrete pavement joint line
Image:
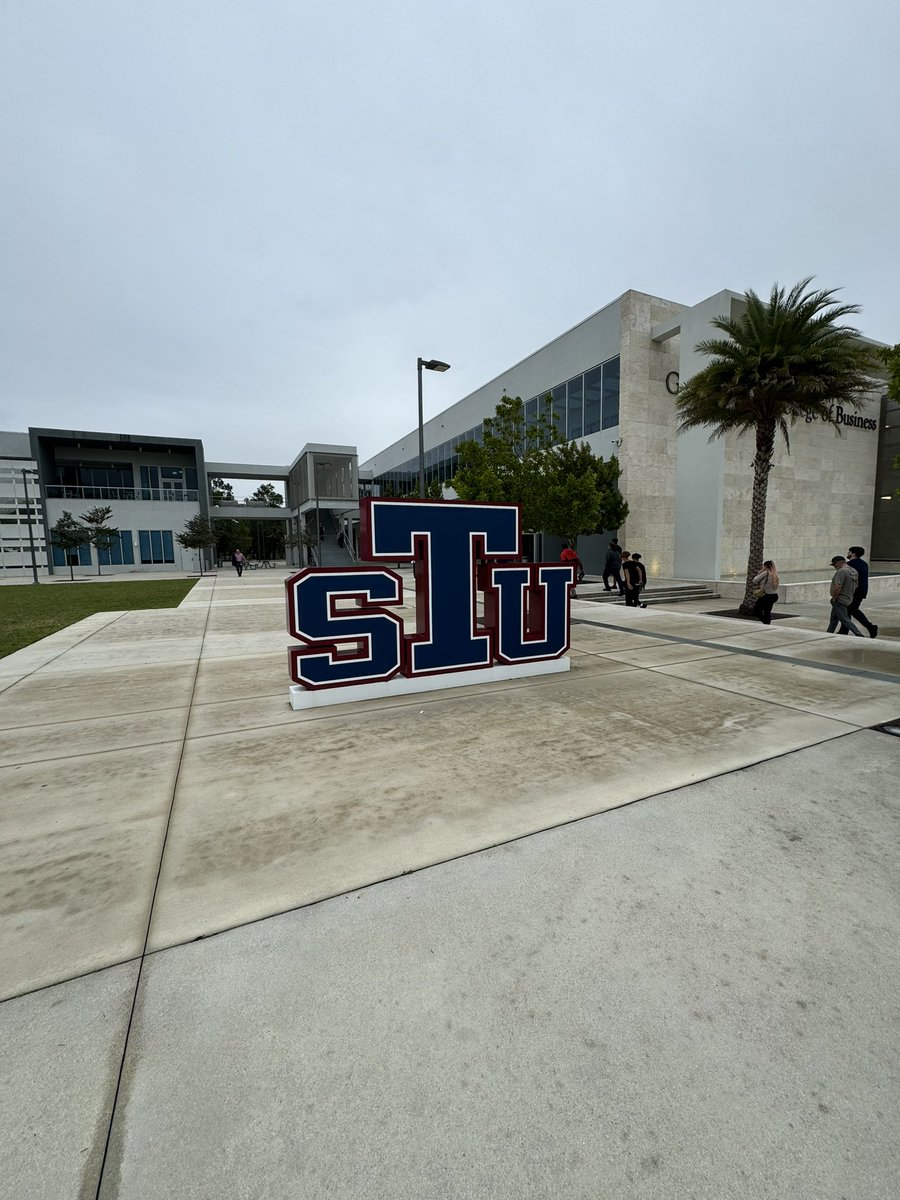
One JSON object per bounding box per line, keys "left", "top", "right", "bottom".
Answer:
{"left": 0, "top": 953, "right": 145, "bottom": 1007}
{"left": 181, "top": 659, "right": 640, "bottom": 738}
{"left": 575, "top": 617, "right": 900, "bottom": 685}
{"left": 0, "top": 662, "right": 861, "bottom": 1007}
{"left": 0, "top": 703, "right": 191, "bottom": 734}
{"left": 136, "top": 724, "right": 859, "bottom": 966}
{"left": 90, "top": 579, "right": 218, "bottom": 1200}
{"left": 0, "top": 609, "right": 131, "bottom": 690}
{"left": 0, "top": 733, "right": 187, "bottom": 769}
{"left": 642, "top": 666, "right": 889, "bottom": 729}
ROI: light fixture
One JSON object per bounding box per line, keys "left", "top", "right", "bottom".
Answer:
{"left": 417, "top": 357, "right": 451, "bottom": 498}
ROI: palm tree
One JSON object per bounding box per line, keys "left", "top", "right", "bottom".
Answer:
{"left": 676, "top": 279, "right": 878, "bottom": 614}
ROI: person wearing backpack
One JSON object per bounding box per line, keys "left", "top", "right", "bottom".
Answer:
{"left": 827, "top": 555, "right": 864, "bottom": 636}
{"left": 622, "top": 551, "right": 648, "bottom": 607}
{"left": 841, "top": 547, "right": 877, "bottom": 637}
{"left": 603, "top": 538, "right": 623, "bottom": 594}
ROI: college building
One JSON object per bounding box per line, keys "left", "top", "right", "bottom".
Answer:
{"left": 2, "top": 287, "right": 897, "bottom": 582}
{"left": 360, "top": 288, "right": 898, "bottom": 579}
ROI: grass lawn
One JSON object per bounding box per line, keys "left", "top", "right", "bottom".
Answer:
{"left": 0, "top": 578, "right": 199, "bottom": 658}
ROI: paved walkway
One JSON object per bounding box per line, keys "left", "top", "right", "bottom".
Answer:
{"left": 1, "top": 572, "right": 898, "bottom": 1198}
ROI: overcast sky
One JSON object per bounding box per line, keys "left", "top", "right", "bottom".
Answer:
{"left": 1, "top": 0, "right": 898, "bottom": 470}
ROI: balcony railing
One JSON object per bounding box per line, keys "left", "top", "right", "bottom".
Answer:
{"left": 45, "top": 485, "right": 200, "bottom": 502}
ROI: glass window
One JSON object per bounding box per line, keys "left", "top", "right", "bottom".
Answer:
{"left": 99, "top": 530, "right": 134, "bottom": 566}
{"left": 51, "top": 542, "right": 92, "bottom": 567}
{"left": 584, "top": 367, "right": 603, "bottom": 434}
{"left": 161, "top": 467, "right": 183, "bottom": 480}
{"left": 139, "top": 530, "right": 174, "bottom": 564}
{"left": 552, "top": 384, "right": 567, "bottom": 441}
{"left": 140, "top": 465, "right": 159, "bottom": 499}
{"left": 602, "top": 356, "right": 620, "bottom": 429}
{"left": 566, "top": 375, "right": 584, "bottom": 440}
{"left": 524, "top": 397, "right": 538, "bottom": 432}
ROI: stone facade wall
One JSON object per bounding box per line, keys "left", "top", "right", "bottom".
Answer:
{"left": 719, "top": 393, "right": 881, "bottom": 576}
{"left": 618, "top": 290, "right": 683, "bottom": 577}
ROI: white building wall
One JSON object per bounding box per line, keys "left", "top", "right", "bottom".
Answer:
{"left": 669, "top": 290, "right": 882, "bottom": 577}
{"left": 40, "top": 442, "right": 204, "bottom": 574}
{"left": 670, "top": 290, "right": 744, "bottom": 580}
{"left": 617, "top": 291, "right": 684, "bottom": 577}
{"left": 0, "top": 431, "right": 47, "bottom": 577}
{"left": 361, "top": 297, "right": 625, "bottom": 477}
{"left": 718, "top": 396, "right": 881, "bottom": 577}
{"left": 42, "top": 496, "right": 202, "bottom": 574}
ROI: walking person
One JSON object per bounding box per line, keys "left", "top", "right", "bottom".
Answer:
{"left": 826, "top": 555, "right": 863, "bottom": 636}
{"left": 603, "top": 538, "right": 623, "bottom": 594}
{"left": 231, "top": 548, "right": 246, "bottom": 577}
{"left": 621, "top": 551, "right": 642, "bottom": 607}
{"left": 560, "top": 541, "right": 585, "bottom": 598}
{"left": 751, "top": 560, "right": 780, "bottom": 625}
{"left": 841, "top": 546, "right": 878, "bottom": 637}
{"left": 631, "top": 552, "right": 648, "bottom": 607}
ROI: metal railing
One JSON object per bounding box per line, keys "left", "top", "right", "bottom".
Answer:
{"left": 44, "top": 486, "right": 200, "bottom": 502}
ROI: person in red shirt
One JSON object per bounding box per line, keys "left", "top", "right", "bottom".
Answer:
{"left": 560, "top": 542, "right": 584, "bottom": 597}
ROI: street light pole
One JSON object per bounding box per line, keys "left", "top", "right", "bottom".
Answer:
{"left": 416, "top": 357, "right": 450, "bottom": 498}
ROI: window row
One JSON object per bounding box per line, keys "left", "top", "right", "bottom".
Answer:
{"left": 524, "top": 356, "right": 620, "bottom": 439}
{"left": 51, "top": 462, "right": 199, "bottom": 491}
{"left": 374, "top": 355, "right": 621, "bottom": 494}
{"left": 50, "top": 529, "right": 175, "bottom": 567}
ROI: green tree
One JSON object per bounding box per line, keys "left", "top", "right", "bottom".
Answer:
{"left": 539, "top": 441, "right": 629, "bottom": 546}
{"left": 452, "top": 395, "right": 627, "bottom": 547}
{"left": 79, "top": 505, "right": 118, "bottom": 576}
{"left": 676, "top": 279, "right": 877, "bottom": 614}
{"left": 284, "top": 523, "right": 317, "bottom": 566}
{"left": 452, "top": 395, "right": 557, "bottom": 530}
{"left": 215, "top": 518, "right": 251, "bottom": 561}
{"left": 245, "top": 484, "right": 286, "bottom": 558}
{"left": 880, "top": 343, "right": 900, "bottom": 403}
{"left": 249, "top": 482, "right": 284, "bottom": 507}
{"left": 209, "top": 477, "right": 235, "bottom": 506}
{"left": 49, "top": 511, "right": 88, "bottom": 580}
{"left": 176, "top": 515, "right": 224, "bottom": 575}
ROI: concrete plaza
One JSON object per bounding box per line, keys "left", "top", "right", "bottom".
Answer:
{"left": 1, "top": 571, "right": 899, "bottom": 1199}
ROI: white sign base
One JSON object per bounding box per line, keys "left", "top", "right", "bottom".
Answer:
{"left": 289, "top": 656, "right": 571, "bottom": 710}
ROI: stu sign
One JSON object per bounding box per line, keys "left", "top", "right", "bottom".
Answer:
{"left": 285, "top": 499, "right": 574, "bottom": 700}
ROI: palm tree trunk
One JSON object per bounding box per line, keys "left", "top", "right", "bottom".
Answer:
{"left": 741, "top": 420, "right": 776, "bottom": 614}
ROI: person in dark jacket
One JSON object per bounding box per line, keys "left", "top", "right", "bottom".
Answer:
{"left": 842, "top": 546, "right": 877, "bottom": 637}
{"left": 622, "top": 551, "right": 648, "bottom": 607}
{"left": 603, "top": 539, "right": 623, "bottom": 593}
